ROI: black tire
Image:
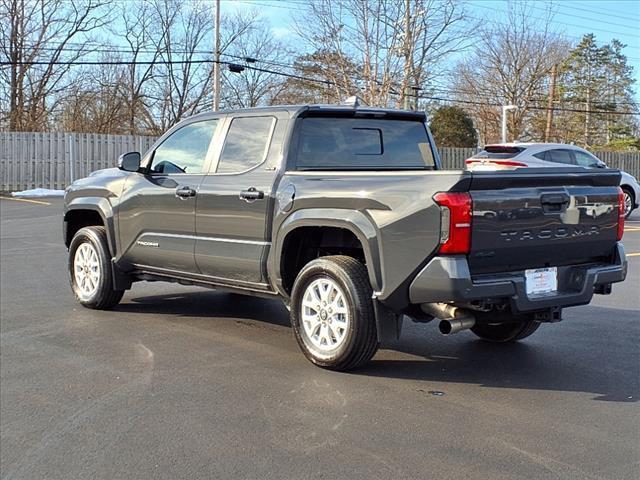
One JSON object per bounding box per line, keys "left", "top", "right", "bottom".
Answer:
{"left": 68, "top": 226, "right": 124, "bottom": 310}
{"left": 471, "top": 320, "right": 541, "bottom": 343}
{"left": 622, "top": 186, "right": 635, "bottom": 219}
{"left": 290, "top": 255, "right": 379, "bottom": 371}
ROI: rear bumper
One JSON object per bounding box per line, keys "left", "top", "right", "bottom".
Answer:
{"left": 408, "top": 243, "right": 627, "bottom": 313}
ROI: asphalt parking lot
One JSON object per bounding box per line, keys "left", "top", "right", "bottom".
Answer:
{"left": 1, "top": 197, "right": 639, "bottom": 480}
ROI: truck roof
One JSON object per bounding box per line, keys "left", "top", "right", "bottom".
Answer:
{"left": 186, "top": 104, "right": 426, "bottom": 121}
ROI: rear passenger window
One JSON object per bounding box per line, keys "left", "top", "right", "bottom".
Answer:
{"left": 574, "top": 151, "right": 600, "bottom": 167}
{"left": 548, "top": 149, "right": 575, "bottom": 165}
{"left": 216, "top": 116, "right": 275, "bottom": 173}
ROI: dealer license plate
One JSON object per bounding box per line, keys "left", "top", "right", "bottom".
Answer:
{"left": 525, "top": 267, "right": 557, "bottom": 295}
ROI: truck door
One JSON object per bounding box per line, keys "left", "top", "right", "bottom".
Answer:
{"left": 195, "top": 114, "right": 286, "bottom": 286}
{"left": 117, "top": 118, "right": 221, "bottom": 273}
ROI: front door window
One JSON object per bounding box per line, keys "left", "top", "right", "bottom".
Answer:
{"left": 149, "top": 120, "right": 218, "bottom": 174}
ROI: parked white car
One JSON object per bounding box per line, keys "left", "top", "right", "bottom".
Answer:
{"left": 466, "top": 143, "right": 640, "bottom": 218}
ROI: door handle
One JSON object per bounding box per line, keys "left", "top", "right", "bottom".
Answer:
{"left": 175, "top": 186, "right": 196, "bottom": 199}
{"left": 239, "top": 187, "right": 264, "bottom": 202}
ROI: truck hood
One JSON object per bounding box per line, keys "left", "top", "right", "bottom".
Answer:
{"left": 88, "top": 167, "right": 127, "bottom": 178}
{"left": 65, "top": 168, "right": 129, "bottom": 202}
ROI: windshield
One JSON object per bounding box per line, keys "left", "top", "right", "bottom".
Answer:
{"left": 295, "top": 117, "right": 436, "bottom": 170}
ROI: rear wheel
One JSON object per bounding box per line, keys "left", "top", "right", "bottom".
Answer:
{"left": 622, "top": 187, "right": 635, "bottom": 219}
{"left": 68, "top": 226, "right": 124, "bottom": 309}
{"left": 471, "top": 320, "right": 540, "bottom": 343}
{"left": 290, "top": 256, "right": 378, "bottom": 370}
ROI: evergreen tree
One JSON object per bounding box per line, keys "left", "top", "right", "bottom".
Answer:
{"left": 557, "top": 34, "right": 638, "bottom": 149}
{"left": 429, "top": 106, "right": 478, "bottom": 148}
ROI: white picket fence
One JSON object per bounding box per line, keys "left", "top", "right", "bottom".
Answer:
{"left": 1, "top": 132, "right": 639, "bottom": 191}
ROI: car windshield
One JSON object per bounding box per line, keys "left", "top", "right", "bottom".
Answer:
{"left": 472, "top": 146, "right": 525, "bottom": 160}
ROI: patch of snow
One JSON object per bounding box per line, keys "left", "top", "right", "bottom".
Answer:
{"left": 11, "top": 188, "right": 65, "bottom": 197}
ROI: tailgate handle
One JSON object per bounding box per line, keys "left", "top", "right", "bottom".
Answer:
{"left": 541, "top": 193, "right": 570, "bottom": 213}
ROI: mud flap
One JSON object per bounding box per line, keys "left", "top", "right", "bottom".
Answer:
{"left": 111, "top": 259, "right": 133, "bottom": 291}
{"left": 373, "top": 299, "right": 402, "bottom": 343}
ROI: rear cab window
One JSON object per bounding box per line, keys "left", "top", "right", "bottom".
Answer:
{"left": 471, "top": 146, "right": 525, "bottom": 160}
{"left": 293, "top": 116, "right": 436, "bottom": 170}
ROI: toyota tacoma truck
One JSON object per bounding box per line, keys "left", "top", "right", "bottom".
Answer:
{"left": 63, "top": 104, "right": 628, "bottom": 370}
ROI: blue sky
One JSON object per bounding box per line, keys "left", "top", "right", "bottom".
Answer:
{"left": 227, "top": 0, "right": 640, "bottom": 93}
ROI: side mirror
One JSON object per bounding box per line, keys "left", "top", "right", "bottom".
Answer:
{"left": 118, "top": 152, "right": 141, "bottom": 172}
{"left": 596, "top": 160, "right": 607, "bottom": 169}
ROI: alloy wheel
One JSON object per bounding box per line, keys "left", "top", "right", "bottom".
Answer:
{"left": 73, "top": 242, "right": 101, "bottom": 300}
{"left": 300, "top": 277, "right": 350, "bottom": 352}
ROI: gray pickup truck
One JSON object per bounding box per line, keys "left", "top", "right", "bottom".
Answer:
{"left": 64, "top": 105, "right": 628, "bottom": 370}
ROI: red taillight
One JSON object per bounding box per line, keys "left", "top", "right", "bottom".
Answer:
{"left": 465, "top": 159, "right": 528, "bottom": 168}
{"left": 617, "top": 187, "right": 625, "bottom": 241}
{"left": 433, "top": 192, "right": 472, "bottom": 254}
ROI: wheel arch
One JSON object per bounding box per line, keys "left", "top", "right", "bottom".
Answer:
{"left": 270, "top": 208, "right": 382, "bottom": 298}
{"left": 63, "top": 198, "right": 116, "bottom": 256}
{"left": 621, "top": 183, "right": 638, "bottom": 208}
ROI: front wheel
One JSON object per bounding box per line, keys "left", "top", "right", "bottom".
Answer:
{"left": 290, "top": 256, "right": 379, "bottom": 371}
{"left": 68, "top": 226, "right": 124, "bottom": 309}
{"left": 471, "top": 320, "right": 541, "bottom": 343}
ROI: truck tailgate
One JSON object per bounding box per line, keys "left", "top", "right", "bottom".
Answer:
{"left": 468, "top": 169, "right": 621, "bottom": 275}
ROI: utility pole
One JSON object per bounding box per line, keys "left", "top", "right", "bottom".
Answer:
{"left": 213, "top": 0, "right": 221, "bottom": 111}
{"left": 544, "top": 64, "right": 557, "bottom": 143}
{"left": 501, "top": 105, "right": 516, "bottom": 143}
{"left": 402, "top": 0, "right": 412, "bottom": 110}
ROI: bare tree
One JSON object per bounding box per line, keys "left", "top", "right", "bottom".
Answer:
{"left": 116, "top": 0, "right": 163, "bottom": 135}
{"left": 453, "top": 1, "right": 567, "bottom": 144}
{"left": 141, "top": 0, "right": 214, "bottom": 133}
{"left": 58, "top": 54, "right": 129, "bottom": 133}
{"left": 271, "top": 50, "right": 360, "bottom": 105}
{"left": 221, "top": 20, "right": 288, "bottom": 108}
{"left": 0, "top": 0, "right": 109, "bottom": 131}
{"left": 398, "top": 0, "right": 468, "bottom": 109}
{"left": 292, "top": 0, "right": 467, "bottom": 108}
{"left": 294, "top": 0, "right": 401, "bottom": 106}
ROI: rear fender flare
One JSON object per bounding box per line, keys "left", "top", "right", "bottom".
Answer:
{"left": 270, "top": 208, "right": 382, "bottom": 297}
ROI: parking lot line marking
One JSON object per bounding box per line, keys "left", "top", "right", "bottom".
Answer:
{"left": 0, "top": 196, "right": 51, "bottom": 206}
{"left": 624, "top": 227, "right": 640, "bottom": 232}
{"left": 627, "top": 253, "right": 640, "bottom": 257}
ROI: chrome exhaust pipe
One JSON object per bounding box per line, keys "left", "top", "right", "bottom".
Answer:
{"left": 421, "top": 302, "right": 476, "bottom": 335}
{"left": 438, "top": 317, "right": 476, "bottom": 335}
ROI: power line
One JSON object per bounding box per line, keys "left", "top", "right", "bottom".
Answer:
{"left": 519, "top": 0, "right": 639, "bottom": 22}
{"left": 541, "top": 4, "right": 640, "bottom": 30}
{"left": 12, "top": 22, "right": 640, "bottom": 109}
{"left": 6, "top": 34, "right": 640, "bottom": 109}
{"left": 241, "top": 0, "right": 640, "bottom": 52}
{"left": 0, "top": 58, "right": 332, "bottom": 86}
{"left": 416, "top": 93, "right": 638, "bottom": 115}
{"left": 3, "top": 57, "right": 636, "bottom": 115}
{"left": 470, "top": 3, "right": 640, "bottom": 41}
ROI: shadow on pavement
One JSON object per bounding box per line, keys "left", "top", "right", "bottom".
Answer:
{"left": 361, "top": 305, "right": 640, "bottom": 403}
{"left": 117, "top": 292, "right": 639, "bottom": 403}
{"left": 117, "top": 290, "right": 290, "bottom": 327}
